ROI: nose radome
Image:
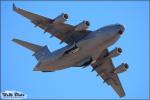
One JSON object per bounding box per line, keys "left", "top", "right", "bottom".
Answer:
{"left": 120, "top": 24, "right": 125, "bottom": 32}
{"left": 118, "top": 24, "right": 125, "bottom": 35}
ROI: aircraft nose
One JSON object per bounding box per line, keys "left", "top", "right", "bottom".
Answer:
{"left": 118, "top": 24, "right": 125, "bottom": 35}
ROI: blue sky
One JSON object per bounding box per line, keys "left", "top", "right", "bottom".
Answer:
{"left": 1, "top": 1, "right": 149, "bottom": 99}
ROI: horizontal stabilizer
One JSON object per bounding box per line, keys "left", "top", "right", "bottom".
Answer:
{"left": 12, "top": 38, "right": 43, "bottom": 52}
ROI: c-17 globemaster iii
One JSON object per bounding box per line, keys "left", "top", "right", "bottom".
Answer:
{"left": 12, "top": 4, "right": 129, "bottom": 98}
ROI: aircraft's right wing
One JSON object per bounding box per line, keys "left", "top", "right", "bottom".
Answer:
{"left": 91, "top": 49, "right": 127, "bottom": 97}
{"left": 13, "top": 4, "right": 92, "bottom": 45}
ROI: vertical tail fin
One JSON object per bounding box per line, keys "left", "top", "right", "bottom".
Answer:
{"left": 12, "top": 38, "right": 51, "bottom": 61}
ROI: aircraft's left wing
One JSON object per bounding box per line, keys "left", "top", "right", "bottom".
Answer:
{"left": 91, "top": 49, "right": 126, "bottom": 97}
{"left": 13, "top": 4, "right": 92, "bottom": 45}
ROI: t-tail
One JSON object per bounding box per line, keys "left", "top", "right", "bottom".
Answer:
{"left": 12, "top": 38, "right": 51, "bottom": 61}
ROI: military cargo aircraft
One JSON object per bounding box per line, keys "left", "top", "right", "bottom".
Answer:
{"left": 12, "top": 4, "right": 129, "bottom": 97}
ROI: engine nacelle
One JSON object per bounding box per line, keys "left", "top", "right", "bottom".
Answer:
{"left": 108, "top": 47, "right": 122, "bottom": 58}
{"left": 53, "top": 13, "right": 68, "bottom": 23}
{"left": 113, "top": 63, "right": 129, "bottom": 74}
{"left": 75, "top": 21, "right": 90, "bottom": 31}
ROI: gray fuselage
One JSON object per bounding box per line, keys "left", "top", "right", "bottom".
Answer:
{"left": 36, "top": 24, "right": 124, "bottom": 71}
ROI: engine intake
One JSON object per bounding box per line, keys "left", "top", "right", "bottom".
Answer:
{"left": 53, "top": 13, "right": 68, "bottom": 23}
{"left": 113, "top": 63, "right": 129, "bottom": 74}
{"left": 75, "top": 21, "right": 90, "bottom": 31}
{"left": 107, "top": 47, "right": 122, "bottom": 58}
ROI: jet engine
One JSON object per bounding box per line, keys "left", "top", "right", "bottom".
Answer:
{"left": 113, "top": 63, "right": 129, "bottom": 74}
{"left": 107, "top": 47, "right": 122, "bottom": 58}
{"left": 53, "top": 13, "right": 68, "bottom": 23}
{"left": 75, "top": 21, "right": 90, "bottom": 31}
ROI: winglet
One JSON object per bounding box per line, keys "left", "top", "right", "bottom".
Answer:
{"left": 13, "top": 3, "right": 19, "bottom": 11}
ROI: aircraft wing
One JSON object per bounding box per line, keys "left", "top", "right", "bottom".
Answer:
{"left": 91, "top": 49, "right": 125, "bottom": 97}
{"left": 13, "top": 4, "right": 92, "bottom": 44}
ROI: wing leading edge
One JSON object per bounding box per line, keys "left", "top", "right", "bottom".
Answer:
{"left": 13, "top": 4, "right": 92, "bottom": 45}
{"left": 91, "top": 49, "right": 127, "bottom": 97}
